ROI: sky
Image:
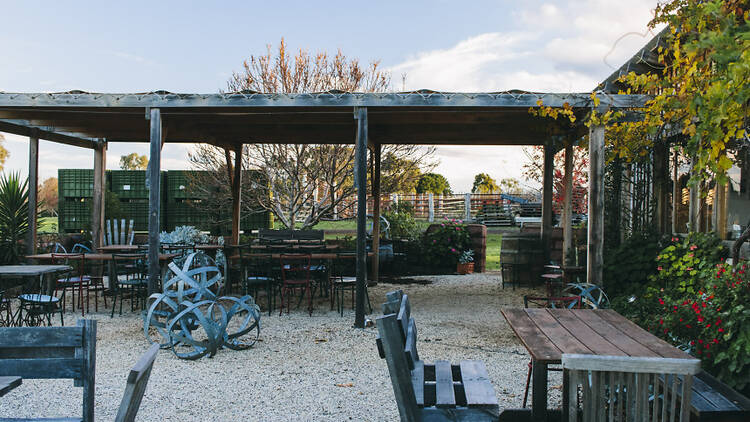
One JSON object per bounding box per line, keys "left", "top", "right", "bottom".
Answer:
{"left": 0, "top": 0, "right": 662, "bottom": 192}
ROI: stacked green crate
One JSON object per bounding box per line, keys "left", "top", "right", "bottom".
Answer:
{"left": 58, "top": 169, "right": 95, "bottom": 233}
{"left": 110, "top": 170, "right": 165, "bottom": 231}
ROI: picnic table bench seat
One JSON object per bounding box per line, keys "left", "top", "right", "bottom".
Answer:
{"left": 663, "top": 370, "right": 750, "bottom": 422}
{"left": 376, "top": 290, "right": 499, "bottom": 421}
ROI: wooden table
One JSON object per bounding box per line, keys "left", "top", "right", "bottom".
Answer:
{"left": 501, "top": 308, "right": 694, "bottom": 422}
{"left": 0, "top": 376, "right": 21, "bottom": 397}
{"left": 98, "top": 244, "right": 140, "bottom": 252}
{"left": 0, "top": 265, "right": 72, "bottom": 296}
{"left": 231, "top": 252, "right": 372, "bottom": 260}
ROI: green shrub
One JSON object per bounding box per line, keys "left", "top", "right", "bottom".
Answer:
{"left": 422, "top": 219, "right": 470, "bottom": 268}
{"left": 0, "top": 172, "right": 31, "bottom": 264}
{"left": 603, "top": 231, "right": 665, "bottom": 297}
{"left": 383, "top": 202, "right": 420, "bottom": 240}
{"left": 650, "top": 232, "right": 728, "bottom": 294}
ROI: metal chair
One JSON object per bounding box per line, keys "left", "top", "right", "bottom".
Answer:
{"left": 330, "top": 252, "right": 371, "bottom": 316}
{"left": 241, "top": 250, "right": 276, "bottom": 316}
{"left": 51, "top": 253, "right": 89, "bottom": 316}
{"left": 17, "top": 275, "right": 64, "bottom": 326}
{"left": 111, "top": 254, "right": 148, "bottom": 317}
{"left": 279, "top": 254, "right": 313, "bottom": 316}
{"left": 0, "top": 290, "right": 14, "bottom": 326}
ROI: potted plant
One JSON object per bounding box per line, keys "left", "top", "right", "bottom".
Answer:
{"left": 457, "top": 250, "right": 474, "bottom": 274}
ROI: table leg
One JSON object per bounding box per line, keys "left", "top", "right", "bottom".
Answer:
{"left": 531, "top": 360, "right": 548, "bottom": 422}
{"left": 562, "top": 369, "right": 569, "bottom": 422}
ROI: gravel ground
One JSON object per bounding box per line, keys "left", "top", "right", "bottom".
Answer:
{"left": 0, "top": 272, "right": 561, "bottom": 421}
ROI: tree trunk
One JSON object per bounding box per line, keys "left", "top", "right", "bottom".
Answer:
{"left": 732, "top": 218, "right": 750, "bottom": 265}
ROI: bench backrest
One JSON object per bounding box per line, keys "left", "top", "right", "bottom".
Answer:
{"left": 0, "top": 319, "right": 96, "bottom": 422}
{"left": 563, "top": 354, "right": 701, "bottom": 422}
{"left": 115, "top": 343, "right": 160, "bottom": 422}
{"left": 106, "top": 218, "right": 135, "bottom": 246}
{"left": 377, "top": 290, "right": 421, "bottom": 422}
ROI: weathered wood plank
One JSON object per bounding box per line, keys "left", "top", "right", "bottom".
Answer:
{"left": 376, "top": 313, "right": 419, "bottom": 421}
{"left": 501, "top": 308, "right": 562, "bottom": 362}
{"left": 27, "top": 134, "right": 39, "bottom": 255}
{"left": 114, "top": 343, "right": 159, "bottom": 422}
{"left": 525, "top": 309, "right": 591, "bottom": 355}
{"left": 459, "top": 360, "right": 498, "bottom": 407}
{"left": 597, "top": 310, "right": 691, "bottom": 359}
{"left": 0, "top": 376, "right": 21, "bottom": 398}
{"left": 0, "top": 326, "right": 83, "bottom": 348}
{"left": 0, "top": 358, "right": 82, "bottom": 379}
{"left": 548, "top": 310, "right": 624, "bottom": 356}
{"left": 354, "top": 106, "right": 368, "bottom": 328}
{"left": 435, "top": 360, "right": 456, "bottom": 407}
{"left": 572, "top": 310, "right": 659, "bottom": 357}
{"left": 411, "top": 360, "right": 425, "bottom": 407}
{"left": 404, "top": 318, "right": 419, "bottom": 370}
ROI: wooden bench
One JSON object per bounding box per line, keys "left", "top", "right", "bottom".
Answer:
{"left": 0, "top": 319, "right": 96, "bottom": 421}
{"left": 664, "top": 370, "right": 750, "bottom": 422}
{"left": 375, "top": 290, "right": 499, "bottom": 421}
{"left": 115, "top": 343, "right": 160, "bottom": 422}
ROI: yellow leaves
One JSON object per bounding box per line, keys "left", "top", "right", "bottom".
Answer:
{"left": 590, "top": 91, "right": 601, "bottom": 107}
{"left": 717, "top": 155, "right": 733, "bottom": 171}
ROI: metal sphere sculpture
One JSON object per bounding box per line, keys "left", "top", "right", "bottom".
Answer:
{"left": 144, "top": 251, "right": 261, "bottom": 359}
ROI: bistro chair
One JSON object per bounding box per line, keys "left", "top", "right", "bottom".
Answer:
{"left": 52, "top": 253, "right": 89, "bottom": 316}
{"left": 562, "top": 354, "right": 701, "bottom": 422}
{"left": 241, "top": 250, "right": 277, "bottom": 316}
{"left": 71, "top": 243, "right": 108, "bottom": 312}
{"left": 111, "top": 253, "right": 149, "bottom": 317}
{"left": 298, "top": 243, "right": 328, "bottom": 297}
{"left": 521, "top": 294, "right": 582, "bottom": 408}
{"left": 279, "top": 253, "right": 313, "bottom": 316}
{"left": 222, "top": 244, "right": 245, "bottom": 294}
{"left": 17, "top": 274, "right": 64, "bottom": 326}
{"left": 330, "top": 252, "right": 371, "bottom": 316}
{"left": 0, "top": 290, "right": 12, "bottom": 327}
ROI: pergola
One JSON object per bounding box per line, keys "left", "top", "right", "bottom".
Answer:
{"left": 0, "top": 90, "right": 648, "bottom": 326}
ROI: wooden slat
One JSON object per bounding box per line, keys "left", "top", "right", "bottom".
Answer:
{"left": 573, "top": 310, "right": 659, "bottom": 357}
{"left": 0, "top": 376, "right": 21, "bottom": 397}
{"left": 459, "top": 360, "right": 498, "bottom": 407}
{"left": 692, "top": 373, "right": 743, "bottom": 411}
{"left": 501, "top": 308, "right": 561, "bottom": 362}
{"left": 435, "top": 360, "right": 456, "bottom": 407}
{"left": 549, "top": 310, "right": 625, "bottom": 356}
{"left": 0, "top": 327, "right": 83, "bottom": 348}
{"left": 397, "top": 295, "right": 411, "bottom": 341}
{"left": 411, "top": 361, "right": 425, "bottom": 407}
{"left": 404, "top": 318, "right": 419, "bottom": 370}
{"left": 597, "top": 310, "right": 691, "bottom": 359}
{"left": 525, "top": 309, "right": 591, "bottom": 355}
{"left": 0, "top": 358, "right": 82, "bottom": 379}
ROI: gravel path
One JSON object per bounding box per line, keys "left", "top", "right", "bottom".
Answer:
{"left": 1, "top": 273, "right": 561, "bottom": 421}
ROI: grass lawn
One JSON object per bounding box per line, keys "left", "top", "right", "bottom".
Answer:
{"left": 39, "top": 217, "right": 58, "bottom": 234}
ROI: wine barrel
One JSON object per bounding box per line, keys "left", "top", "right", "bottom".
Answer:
{"left": 500, "top": 234, "right": 543, "bottom": 285}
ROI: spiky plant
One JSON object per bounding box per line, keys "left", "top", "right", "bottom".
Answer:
{"left": 0, "top": 172, "right": 31, "bottom": 264}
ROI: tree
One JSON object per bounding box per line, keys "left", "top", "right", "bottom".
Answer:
{"left": 416, "top": 173, "right": 452, "bottom": 195}
{"left": 0, "top": 134, "right": 8, "bottom": 171}
{"left": 38, "top": 177, "right": 58, "bottom": 217}
{"left": 471, "top": 173, "right": 499, "bottom": 194}
{"left": 499, "top": 178, "right": 520, "bottom": 193}
{"left": 522, "top": 146, "right": 588, "bottom": 214}
{"left": 192, "top": 38, "right": 437, "bottom": 229}
{"left": 119, "top": 153, "right": 148, "bottom": 170}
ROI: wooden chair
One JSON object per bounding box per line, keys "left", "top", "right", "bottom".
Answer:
{"left": 376, "top": 290, "right": 499, "bottom": 421}
{"left": 114, "top": 343, "right": 160, "bottom": 422}
{"left": 105, "top": 219, "right": 135, "bottom": 246}
{"left": 0, "top": 319, "right": 96, "bottom": 421}
{"left": 562, "top": 354, "right": 701, "bottom": 422}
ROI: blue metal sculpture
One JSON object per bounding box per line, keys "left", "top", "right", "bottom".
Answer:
{"left": 143, "top": 252, "right": 261, "bottom": 359}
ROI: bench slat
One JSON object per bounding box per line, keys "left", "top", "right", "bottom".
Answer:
{"left": 435, "top": 360, "right": 456, "bottom": 407}
{"left": 0, "top": 327, "right": 83, "bottom": 348}
{"left": 0, "top": 358, "right": 82, "bottom": 380}
{"left": 459, "top": 360, "right": 498, "bottom": 406}
{"left": 397, "top": 295, "right": 411, "bottom": 341}
{"left": 412, "top": 361, "right": 425, "bottom": 407}
{"left": 404, "top": 318, "right": 419, "bottom": 370}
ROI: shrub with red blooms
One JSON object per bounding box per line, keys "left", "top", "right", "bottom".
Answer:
{"left": 653, "top": 263, "right": 750, "bottom": 393}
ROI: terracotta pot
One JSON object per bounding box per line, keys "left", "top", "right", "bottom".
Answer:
{"left": 457, "top": 262, "right": 474, "bottom": 275}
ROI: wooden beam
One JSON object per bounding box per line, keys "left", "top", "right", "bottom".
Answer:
{"left": 371, "top": 144, "right": 382, "bottom": 283}
{"left": 587, "top": 125, "right": 605, "bottom": 285}
{"left": 541, "top": 141, "right": 554, "bottom": 261}
{"left": 715, "top": 181, "right": 728, "bottom": 240}
{"left": 672, "top": 147, "right": 679, "bottom": 234}
{"left": 354, "top": 107, "right": 368, "bottom": 328}
{"left": 147, "top": 108, "right": 162, "bottom": 294}
{"left": 0, "top": 119, "right": 100, "bottom": 149}
{"left": 92, "top": 141, "right": 107, "bottom": 250}
{"left": 26, "top": 133, "right": 39, "bottom": 255}
{"left": 653, "top": 140, "right": 669, "bottom": 234}
{"left": 231, "top": 147, "right": 242, "bottom": 245}
{"left": 562, "top": 143, "right": 573, "bottom": 265}
{"left": 688, "top": 157, "right": 700, "bottom": 232}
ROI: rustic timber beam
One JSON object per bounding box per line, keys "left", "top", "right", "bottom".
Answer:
{"left": 147, "top": 108, "right": 162, "bottom": 294}
{"left": 371, "top": 144, "right": 381, "bottom": 283}
{"left": 0, "top": 119, "right": 101, "bottom": 149}
{"left": 541, "top": 140, "right": 555, "bottom": 261}
{"left": 26, "top": 132, "right": 39, "bottom": 255}
{"left": 587, "top": 125, "right": 605, "bottom": 285}
{"left": 354, "top": 106, "right": 368, "bottom": 329}
{"left": 92, "top": 141, "right": 107, "bottom": 250}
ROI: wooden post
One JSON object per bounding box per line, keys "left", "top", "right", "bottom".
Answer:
{"left": 672, "top": 147, "right": 679, "bottom": 234}
{"left": 715, "top": 181, "right": 728, "bottom": 240}
{"left": 92, "top": 141, "right": 107, "bottom": 250}
{"left": 371, "top": 143, "right": 381, "bottom": 283}
{"left": 688, "top": 158, "right": 700, "bottom": 232}
{"left": 147, "top": 108, "right": 162, "bottom": 294}
{"left": 587, "top": 125, "right": 605, "bottom": 285}
{"left": 464, "top": 193, "right": 471, "bottom": 221}
{"left": 26, "top": 132, "right": 39, "bottom": 255}
{"left": 231, "top": 147, "right": 242, "bottom": 245}
{"left": 622, "top": 163, "right": 632, "bottom": 242}
{"left": 354, "top": 107, "right": 368, "bottom": 328}
{"left": 541, "top": 141, "right": 554, "bottom": 260}
{"left": 428, "top": 193, "right": 434, "bottom": 222}
{"left": 653, "top": 141, "right": 669, "bottom": 234}
{"left": 562, "top": 143, "right": 573, "bottom": 265}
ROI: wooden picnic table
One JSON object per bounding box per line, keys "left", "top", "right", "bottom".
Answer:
{"left": 230, "top": 252, "right": 372, "bottom": 260}
{"left": 501, "top": 308, "right": 694, "bottom": 422}
{"left": 0, "top": 265, "right": 72, "bottom": 297}
{"left": 0, "top": 376, "right": 21, "bottom": 397}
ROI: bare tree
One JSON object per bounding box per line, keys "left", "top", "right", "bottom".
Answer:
{"left": 188, "top": 38, "right": 436, "bottom": 229}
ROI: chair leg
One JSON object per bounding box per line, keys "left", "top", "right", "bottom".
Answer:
{"left": 111, "top": 287, "right": 117, "bottom": 318}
